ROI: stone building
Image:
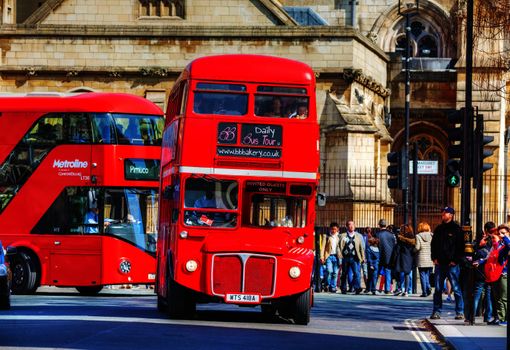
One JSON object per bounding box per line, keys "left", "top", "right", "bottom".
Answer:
{"left": 0, "top": 0, "right": 508, "bottom": 228}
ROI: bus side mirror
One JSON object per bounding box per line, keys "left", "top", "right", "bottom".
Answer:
{"left": 163, "top": 185, "right": 174, "bottom": 200}
{"left": 317, "top": 192, "right": 326, "bottom": 207}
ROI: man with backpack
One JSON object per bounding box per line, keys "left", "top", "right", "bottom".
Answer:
{"left": 430, "top": 206, "right": 465, "bottom": 320}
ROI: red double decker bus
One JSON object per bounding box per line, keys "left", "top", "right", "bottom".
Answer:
{"left": 0, "top": 92, "right": 164, "bottom": 295}
{"left": 157, "top": 55, "right": 320, "bottom": 324}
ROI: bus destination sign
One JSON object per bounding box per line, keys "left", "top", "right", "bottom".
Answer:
{"left": 124, "top": 159, "right": 160, "bottom": 181}
{"left": 245, "top": 181, "right": 286, "bottom": 193}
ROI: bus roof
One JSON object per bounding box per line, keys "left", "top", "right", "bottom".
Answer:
{"left": 0, "top": 92, "right": 163, "bottom": 115}
{"left": 187, "top": 55, "right": 315, "bottom": 85}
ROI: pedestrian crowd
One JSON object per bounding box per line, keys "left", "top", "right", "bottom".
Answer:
{"left": 317, "top": 206, "right": 509, "bottom": 326}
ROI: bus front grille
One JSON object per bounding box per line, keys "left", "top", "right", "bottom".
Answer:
{"left": 212, "top": 254, "right": 276, "bottom": 297}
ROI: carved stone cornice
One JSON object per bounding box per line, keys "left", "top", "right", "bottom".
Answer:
{"left": 343, "top": 68, "right": 391, "bottom": 98}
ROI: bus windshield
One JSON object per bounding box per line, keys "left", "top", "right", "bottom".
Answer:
{"left": 183, "top": 177, "right": 238, "bottom": 228}
{"left": 248, "top": 194, "right": 307, "bottom": 228}
{"left": 113, "top": 114, "right": 164, "bottom": 145}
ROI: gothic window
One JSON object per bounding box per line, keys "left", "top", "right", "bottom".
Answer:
{"left": 139, "top": 0, "right": 184, "bottom": 18}
{"left": 393, "top": 19, "right": 441, "bottom": 57}
{"left": 418, "top": 36, "right": 438, "bottom": 57}
{"left": 410, "top": 134, "right": 447, "bottom": 205}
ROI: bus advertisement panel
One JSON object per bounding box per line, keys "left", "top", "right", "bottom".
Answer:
{"left": 0, "top": 93, "right": 164, "bottom": 295}
{"left": 157, "top": 55, "right": 320, "bottom": 324}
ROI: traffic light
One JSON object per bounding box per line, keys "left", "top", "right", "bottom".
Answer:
{"left": 446, "top": 108, "right": 465, "bottom": 160}
{"left": 446, "top": 108, "right": 470, "bottom": 185}
{"left": 387, "top": 149, "right": 408, "bottom": 189}
{"left": 445, "top": 159, "right": 461, "bottom": 187}
{"left": 473, "top": 113, "right": 494, "bottom": 187}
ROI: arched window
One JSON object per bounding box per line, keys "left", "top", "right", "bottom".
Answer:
{"left": 392, "top": 19, "right": 441, "bottom": 57}
{"left": 410, "top": 134, "right": 447, "bottom": 206}
{"left": 418, "top": 36, "right": 438, "bottom": 57}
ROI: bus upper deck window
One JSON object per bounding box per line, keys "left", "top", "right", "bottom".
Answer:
{"left": 113, "top": 114, "right": 164, "bottom": 146}
{"left": 193, "top": 83, "right": 247, "bottom": 116}
{"left": 255, "top": 86, "right": 309, "bottom": 119}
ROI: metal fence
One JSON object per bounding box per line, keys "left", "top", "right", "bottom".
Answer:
{"left": 316, "top": 167, "right": 507, "bottom": 233}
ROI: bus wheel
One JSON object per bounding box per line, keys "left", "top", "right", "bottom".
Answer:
{"left": 293, "top": 288, "right": 311, "bottom": 325}
{"left": 11, "top": 252, "right": 38, "bottom": 295}
{"left": 0, "top": 277, "right": 11, "bottom": 310}
{"left": 261, "top": 304, "right": 277, "bottom": 317}
{"left": 167, "top": 279, "right": 196, "bottom": 319}
{"left": 76, "top": 286, "right": 103, "bottom": 295}
{"left": 157, "top": 295, "right": 167, "bottom": 312}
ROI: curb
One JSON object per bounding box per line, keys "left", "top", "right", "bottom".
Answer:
{"left": 423, "top": 318, "right": 453, "bottom": 350}
{"left": 424, "top": 318, "right": 486, "bottom": 350}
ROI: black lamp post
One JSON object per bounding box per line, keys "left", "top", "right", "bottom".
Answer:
{"left": 397, "top": 0, "right": 420, "bottom": 227}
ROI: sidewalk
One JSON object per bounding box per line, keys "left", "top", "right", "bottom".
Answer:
{"left": 426, "top": 315, "right": 507, "bottom": 350}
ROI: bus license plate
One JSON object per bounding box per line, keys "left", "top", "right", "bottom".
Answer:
{"left": 225, "top": 293, "right": 261, "bottom": 304}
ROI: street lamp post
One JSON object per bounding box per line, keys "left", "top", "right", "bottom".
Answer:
{"left": 398, "top": 0, "right": 420, "bottom": 227}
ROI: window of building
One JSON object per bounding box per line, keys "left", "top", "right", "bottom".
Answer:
{"left": 283, "top": 7, "right": 328, "bottom": 26}
{"left": 139, "top": 0, "right": 185, "bottom": 18}
{"left": 393, "top": 19, "right": 441, "bottom": 57}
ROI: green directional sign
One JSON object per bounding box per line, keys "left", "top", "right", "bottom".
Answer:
{"left": 446, "top": 173, "right": 460, "bottom": 187}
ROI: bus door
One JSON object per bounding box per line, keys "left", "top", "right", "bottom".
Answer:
{"left": 46, "top": 114, "right": 103, "bottom": 286}
{"left": 46, "top": 188, "right": 103, "bottom": 287}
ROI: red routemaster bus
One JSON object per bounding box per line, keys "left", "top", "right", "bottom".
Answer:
{"left": 0, "top": 92, "right": 164, "bottom": 295}
{"left": 157, "top": 55, "right": 320, "bottom": 324}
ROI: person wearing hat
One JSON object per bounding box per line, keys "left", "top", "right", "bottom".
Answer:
{"left": 376, "top": 219, "right": 396, "bottom": 294}
{"left": 430, "top": 206, "right": 465, "bottom": 320}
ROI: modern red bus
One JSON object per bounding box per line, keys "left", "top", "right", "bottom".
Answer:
{"left": 157, "top": 55, "right": 320, "bottom": 324}
{"left": 0, "top": 92, "right": 164, "bottom": 295}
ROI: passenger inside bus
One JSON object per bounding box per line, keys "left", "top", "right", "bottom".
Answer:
{"left": 193, "top": 190, "right": 217, "bottom": 208}
{"left": 289, "top": 104, "right": 308, "bottom": 119}
{"left": 84, "top": 207, "right": 99, "bottom": 234}
{"left": 265, "top": 97, "right": 283, "bottom": 117}
{"left": 125, "top": 119, "right": 143, "bottom": 144}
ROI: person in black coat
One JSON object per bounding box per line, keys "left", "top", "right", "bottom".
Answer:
{"left": 393, "top": 224, "right": 416, "bottom": 296}
{"left": 376, "top": 219, "right": 396, "bottom": 294}
{"left": 430, "top": 206, "right": 465, "bottom": 320}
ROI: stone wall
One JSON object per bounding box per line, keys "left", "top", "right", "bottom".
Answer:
{"left": 0, "top": 26, "right": 388, "bottom": 86}
{"left": 41, "top": 0, "right": 278, "bottom": 26}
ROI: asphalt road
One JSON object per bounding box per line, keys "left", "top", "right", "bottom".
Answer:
{"left": 0, "top": 287, "right": 447, "bottom": 350}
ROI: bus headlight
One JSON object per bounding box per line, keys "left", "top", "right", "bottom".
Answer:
{"left": 296, "top": 236, "right": 305, "bottom": 244}
{"left": 185, "top": 260, "right": 198, "bottom": 272}
{"left": 289, "top": 266, "right": 301, "bottom": 279}
{"left": 180, "top": 230, "right": 188, "bottom": 239}
{"left": 119, "top": 259, "right": 132, "bottom": 274}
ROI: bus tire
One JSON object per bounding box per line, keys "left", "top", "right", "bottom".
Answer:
{"left": 11, "top": 252, "right": 38, "bottom": 295}
{"left": 76, "top": 286, "right": 103, "bottom": 295}
{"left": 0, "top": 277, "right": 10, "bottom": 310}
{"left": 293, "top": 288, "right": 311, "bottom": 325}
{"left": 261, "top": 304, "right": 277, "bottom": 318}
{"left": 157, "top": 295, "right": 167, "bottom": 312}
{"left": 167, "top": 278, "right": 196, "bottom": 319}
